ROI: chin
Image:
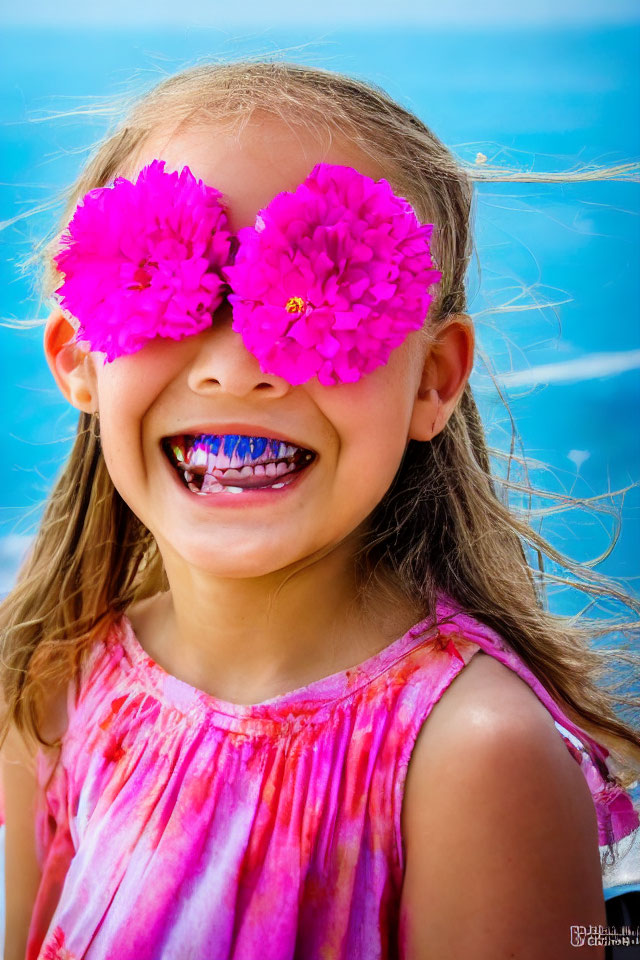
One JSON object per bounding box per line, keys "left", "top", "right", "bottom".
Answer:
{"left": 169, "top": 541, "right": 306, "bottom": 581}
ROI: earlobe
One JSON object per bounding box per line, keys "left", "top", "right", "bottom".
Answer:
{"left": 408, "top": 314, "right": 474, "bottom": 442}
{"left": 409, "top": 385, "right": 442, "bottom": 443}
{"left": 43, "top": 309, "right": 98, "bottom": 413}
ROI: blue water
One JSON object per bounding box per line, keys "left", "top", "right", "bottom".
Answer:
{"left": 0, "top": 28, "right": 638, "bottom": 741}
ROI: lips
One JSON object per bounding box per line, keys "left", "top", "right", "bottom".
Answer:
{"left": 161, "top": 433, "right": 317, "bottom": 493}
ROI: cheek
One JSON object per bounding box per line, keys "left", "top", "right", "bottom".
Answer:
{"left": 94, "top": 358, "right": 164, "bottom": 487}
{"left": 347, "top": 406, "right": 408, "bottom": 461}
{"left": 94, "top": 346, "right": 180, "bottom": 430}
{"left": 320, "top": 379, "right": 415, "bottom": 496}
{"left": 327, "top": 361, "right": 417, "bottom": 449}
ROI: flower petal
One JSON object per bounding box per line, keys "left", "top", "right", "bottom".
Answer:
{"left": 227, "top": 163, "right": 442, "bottom": 385}
{"left": 54, "top": 159, "right": 233, "bottom": 361}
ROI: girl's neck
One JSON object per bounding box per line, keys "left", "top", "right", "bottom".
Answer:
{"left": 128, "top": 538, "right": 421, "bottom": 706}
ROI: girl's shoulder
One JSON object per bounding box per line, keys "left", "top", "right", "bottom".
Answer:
{"left": 401, "top": 646, "right": 568, "bottom": 837}
{"left": 401, "top": 598, "right": 639, "bottom": 860}
{"left": 422, "top": 644, "right": 561, "bottom": 736}
{"left": 399, "top": 649, "right": 610, "bottom": 955}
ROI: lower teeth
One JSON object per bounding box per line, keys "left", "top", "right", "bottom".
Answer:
{"left": 187, "top": 477, "right": 295, "bottom": 496}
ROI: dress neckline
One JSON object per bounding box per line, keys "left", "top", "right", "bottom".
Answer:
{"left": 113, "top": 594, "right": 464, "bottom": 726}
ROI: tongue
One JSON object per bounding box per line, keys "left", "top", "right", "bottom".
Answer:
{"left": 209, "top": 468, "right": 291, "bottom": 490}
{"left": 211, "top": 462, "right": 293, "bottom": 489}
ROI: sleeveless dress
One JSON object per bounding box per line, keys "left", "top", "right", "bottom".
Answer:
{"left": 1, "top": 593, "right": 638, "bottom": 960}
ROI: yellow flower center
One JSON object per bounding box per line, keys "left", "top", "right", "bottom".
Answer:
{"left": 285, "top": 296, "right": 306, "bottom": 314}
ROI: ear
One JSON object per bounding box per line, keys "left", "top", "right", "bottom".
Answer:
{"left": 408, "top": 314, "right": 475, "bottom": 442}
{"left": 43, "top": 308, "right": 98, "bottom": 413}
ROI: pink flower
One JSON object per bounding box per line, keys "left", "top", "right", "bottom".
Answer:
{"left": 54, "top": 160, "right": 233, "bottom": 362}
{"left": 224, "top": 163, "right": 442, "bottom": 385}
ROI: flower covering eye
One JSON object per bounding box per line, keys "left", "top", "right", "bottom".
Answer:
{"left": 224, "top": 163, "right": 442, "bottom": 385}
{"left": 52, "top": 159, "right": 442, "bottom": 383}
{"left": 54, "top": 159, "right": 234, "bottom": 362}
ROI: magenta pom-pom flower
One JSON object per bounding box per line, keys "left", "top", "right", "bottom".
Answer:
{"left": 54, "top": 160, "right": 234, "bottom": 362}
{"left": 224, "top": 163, "right": 442, "bottom": 386}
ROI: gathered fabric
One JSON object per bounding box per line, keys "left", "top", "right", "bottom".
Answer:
{"left": 1, "top": 593, "right": 636, "bottom": 959}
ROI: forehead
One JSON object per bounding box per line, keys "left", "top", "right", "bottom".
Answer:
{"left": 132, "top": 113, "right": 387, "bottom": 231}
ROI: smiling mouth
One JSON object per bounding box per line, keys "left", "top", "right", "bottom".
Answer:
{"left": 161, "top": 433, "right": 317, "bottom": 495}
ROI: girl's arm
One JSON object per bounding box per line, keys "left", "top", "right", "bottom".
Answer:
{"left": 399, "top": 652, "right": 607, "bottom": 960}
{"left": 1, "top": 721, "right": 42, "bottom": 960}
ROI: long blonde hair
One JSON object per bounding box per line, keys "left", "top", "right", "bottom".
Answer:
{"left": 2, "top": 60, "right": 639, "bottom": 862}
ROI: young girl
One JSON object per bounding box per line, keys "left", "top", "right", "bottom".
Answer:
{"left": 1, "top": 61, "right": 639, "bottom": 960}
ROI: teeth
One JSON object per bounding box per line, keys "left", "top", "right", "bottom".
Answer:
{"left": 190, "top": 446, "right": 208, "bottom": 469}
{"left": 222, "top": 435, "right": 237, "bottom": 458}
{"left": 165, "top": 433, "right": 316, "bottom": 497}
{"left": 180, "top": 434, "right": 312, "bottom": 471}
{"left": 184, "top": 473, "right": 298, "bottom": 495}
{"left": 232, "top": 437, "right": 245, "bottom": 462}
{"left": 201, "top": 475, "right": 224, "bottom": 494}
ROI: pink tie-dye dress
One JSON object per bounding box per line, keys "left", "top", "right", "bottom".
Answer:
{"left": 3, "top": 594, "right": 638, "bottom": 959}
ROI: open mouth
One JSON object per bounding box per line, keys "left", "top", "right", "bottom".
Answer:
{"left": 161, "top": 433, "right": 317, "bottom": 495}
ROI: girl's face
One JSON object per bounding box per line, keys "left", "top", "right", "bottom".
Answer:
{"left": 69, "top": 118, "right": 443, "bottom": 579}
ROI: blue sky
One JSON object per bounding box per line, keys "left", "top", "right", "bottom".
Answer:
{"left": 3, "top": 0, "right": 640, "bottom": 26}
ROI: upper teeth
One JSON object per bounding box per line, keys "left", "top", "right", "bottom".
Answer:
{"left": 166, "top": 434, "right": 311, "bottom": 474}
{"left": 190, "top": 447, "right": 209, "bottom": 469}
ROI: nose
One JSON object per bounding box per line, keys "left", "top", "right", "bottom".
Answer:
{"left": 186, "top": 304, "right": 291, "bottom": 399}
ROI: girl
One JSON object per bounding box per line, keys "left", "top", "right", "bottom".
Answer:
{"left": 1, "top": 61, "right": 639, "bottom": 960}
